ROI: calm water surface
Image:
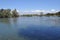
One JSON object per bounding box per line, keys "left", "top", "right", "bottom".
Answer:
{"left": 0, "top": 16, "right": 60, "bottom": 40}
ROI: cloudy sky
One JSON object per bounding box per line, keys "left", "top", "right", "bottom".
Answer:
{"left": 0, "top": 0, "right": 60, "bottom": 14}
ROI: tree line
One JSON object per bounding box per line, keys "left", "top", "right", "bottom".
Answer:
{"left": 0, "top": 9, "right": 19, "bottom": 18}
{"left": 0, "top": 9, "right": 60, "bottom": 18}
{"left": 21, "top": 11, "right": 60, "bottom": 17}
{"left": 45, "top": 11, "right": 60, "bottom": 16}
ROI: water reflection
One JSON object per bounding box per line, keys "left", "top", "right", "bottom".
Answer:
{"left": 0, "top": 18, "right": 18, "bottom": 23}
{"left": 0, "top": 17, "right": 60, "bottom": 40}
{"left": 0, "top": 18, "right": 10, "bottom": 24}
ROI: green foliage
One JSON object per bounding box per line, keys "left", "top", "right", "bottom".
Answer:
{"left": 0, "top": 9, "right": 19, "bottom": 18}
{"left": 45, "top": 11, "right": 60, "bottom": 16}
{"left": 12, "top": 9, "right": 19, "bottom": 17}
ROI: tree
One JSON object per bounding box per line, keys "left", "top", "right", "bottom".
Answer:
{"left": 3, "top": 9, "right": 11, "bottom": 17}
{"left": 0, "top": 9, "right": 4, "bottom": 18}
{"left": 0, "top": 9, "right": 19, "bottom": 18}
{"left": 12, "top": 9, "right": 19, "bottom": 17}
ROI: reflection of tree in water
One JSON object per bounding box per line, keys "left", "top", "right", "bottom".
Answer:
{"left": 8, "top": 18, "right": 18, "bottom": 28}
{"left": 0, "top": 18, "right": 18, "bottom": 24}
{"left": 10, "top": 18, "right": 18, "bottom": 24}
{"left": 13, "top": 18, "right": 18, "bottom": 23}
{"left": 0, "top": 18, "right": 10, "bottom": 23}
{"left": 0, "top": 18, "right": 18, "bottom": 29}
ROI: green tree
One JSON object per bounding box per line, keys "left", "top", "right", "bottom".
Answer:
{"left": 2, "top": 9, "right": 11, "bottom": 18}
{"left": 12, "top": 9, "right": 19, "bottom": 17}
{"left": 0, "top": 9, "right": 19, "bottom": 18}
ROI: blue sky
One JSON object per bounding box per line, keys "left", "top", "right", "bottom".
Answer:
{"left": 0, "top": 0, "right": 60, "bottom": 13}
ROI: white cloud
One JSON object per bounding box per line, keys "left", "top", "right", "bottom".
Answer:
{"left": 50, "top": 9, "right": 59, "bottom": 13}
{"left": 22, "top": 10, "right": 45, "bottom": 12}
{"left": 51, "top": 9, "right": 55, "bottom": 12}
{"left": 22, "top": 10, "right": 30, "bottom": 12}
{"left": 16, "top": 9, "right": 59, "bottom": 15}
{"left": 17, "top": 10, "right": 20, "bottom": 12}
{"left": 31, "top": 10, "right": 45, "bottom": 12}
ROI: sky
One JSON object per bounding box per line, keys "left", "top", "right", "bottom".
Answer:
{"left": 0, "top": 0, "right": 60, "bottom": 14}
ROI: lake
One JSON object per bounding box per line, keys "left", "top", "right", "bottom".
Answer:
{"left": 0, "top": 16, "right": 60, "bottom": 40}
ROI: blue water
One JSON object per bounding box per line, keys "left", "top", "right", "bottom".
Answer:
{"left": 0, "top": 16, "right": 60, "bottom": 40}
